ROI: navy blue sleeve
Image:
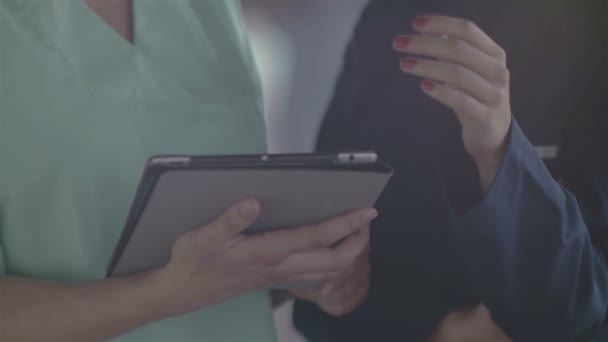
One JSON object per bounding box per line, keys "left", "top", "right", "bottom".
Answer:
{"left": 456, "top": 119, "right": 608, "bottom": 341}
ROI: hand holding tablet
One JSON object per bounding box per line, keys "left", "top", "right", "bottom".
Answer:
{"left": 107, "top": 152, "right": 392, "bottom": 278}
{"left": 143, "top": 198, "right": 378, "bottom": 317}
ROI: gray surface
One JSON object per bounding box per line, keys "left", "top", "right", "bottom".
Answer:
{"left": 112, "top": 168, "right": 390, "bottom": 278}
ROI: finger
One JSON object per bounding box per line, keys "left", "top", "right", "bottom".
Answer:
{"left": 419, "top": 79, "right": 488, "bottom": 124}
{"left": 248, "top": 208, "right": 377, "bottom": 260}
{"left": 321, "top": 246, "right": 370, "bottom": 296}
{"left": 196, "top": 198, "right": 260, "bottom": 247}
{"left": 393, "top": 34, "right": 509, "bottom": 85}
{"left": 287, "top": 271, "right": 340, "bottom": 283}
{"left": 332, "top": 224, "right": 370, "bottom": 258}
{"left": 319, "top": 270, "right": 370, "bottom": 317}
{"left": 321, "top": 252, "right": 370, "bottom": 302}
{"left": 275, "top": 225, "right": 371, "bottom": 276}
{"left": 411, "top": 15, "right": 506, "bottom": 62}
{"left": 400, "top": 57, "right": 499, "bottom": 105}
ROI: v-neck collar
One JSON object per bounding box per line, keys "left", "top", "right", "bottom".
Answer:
{"left": 54, "top": 0, "right": 263, "bottom": 106}
{"left": 75, "top": 0, "right": 136, "bottom": 50}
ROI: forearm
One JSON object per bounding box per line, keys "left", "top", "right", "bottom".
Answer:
{"left": 0, "top": 270, "right": 170, "bottom": 341}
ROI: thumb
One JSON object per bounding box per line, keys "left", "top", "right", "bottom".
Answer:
{"left": 196, "top": 199, "right": 261, "bottom": 246}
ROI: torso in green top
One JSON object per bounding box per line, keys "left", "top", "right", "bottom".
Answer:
{"left": 0, "top": 0, "right": 275, "bottom": 340}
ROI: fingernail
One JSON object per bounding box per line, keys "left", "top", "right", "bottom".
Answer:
{"left": 421, "top": 80, "right": 435, "bottom": 92}
{"left": 400, "top": 58, "right": 417, "bottom": 69}
{"left": 392, "top": 36, "right": 410, "bottom": 49}
{"left": 412, "top": 16, "right": 430, "bottom": 28}
{"left": 363, "top": 209, "right": 378, "bottom": 222}
{"left": 238, "top": 199, "right": 259, "bottom": 219}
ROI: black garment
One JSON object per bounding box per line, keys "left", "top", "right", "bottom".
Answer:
{"left": 293, "top": 1, "right": 608, "bottom": 341}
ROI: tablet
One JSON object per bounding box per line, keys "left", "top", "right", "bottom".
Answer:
{"left": 106, "top": 152, "right": 393, "bottom": 277}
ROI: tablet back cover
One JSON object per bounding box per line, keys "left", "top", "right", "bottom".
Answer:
{"left": 109, "top": 168, "right": 391, "bottom": 277}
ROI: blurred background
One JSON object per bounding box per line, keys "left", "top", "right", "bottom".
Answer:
{"left": 243, "top": 0, "right": 368, "bottom": 153}
{"left": 242, "top": 1, "right": 368, "bottom": 340}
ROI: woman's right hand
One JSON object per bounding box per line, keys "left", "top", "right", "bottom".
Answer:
{"left": 149, "top": 198, "right": 377, "bottom": 317}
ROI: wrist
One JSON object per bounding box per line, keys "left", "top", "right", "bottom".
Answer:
{"left": 127, "top": 268, "right": 182, "bottom": 321}
{"left": 474, "top": 148, "right": 506, "bottom": 194}
{"left": 139, "top": 265, "right": 226, "bottom": 318}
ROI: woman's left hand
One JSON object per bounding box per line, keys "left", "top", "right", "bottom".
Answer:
{"left": 393, "top": 15, "right": 512, "bottom": 191}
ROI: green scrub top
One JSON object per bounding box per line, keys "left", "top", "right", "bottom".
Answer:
{"left": 0, "top": 0, "right": 276, "bottom": 341}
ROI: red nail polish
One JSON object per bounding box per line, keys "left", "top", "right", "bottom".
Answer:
{"left": 392, "top": 36, "right": 410, "bottom": 49}
{"left": 412, "top": 16, "right": 430, "bottom": 28}
{"left": 400, "top": 58, "right": 417, "bottom": 69}
{"left": 421, "top": 80, "right": 435, "bottom": 92}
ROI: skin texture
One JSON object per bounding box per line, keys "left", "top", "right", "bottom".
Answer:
{"left": 287, "top": 229, "right": 372, "bottom": 317}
